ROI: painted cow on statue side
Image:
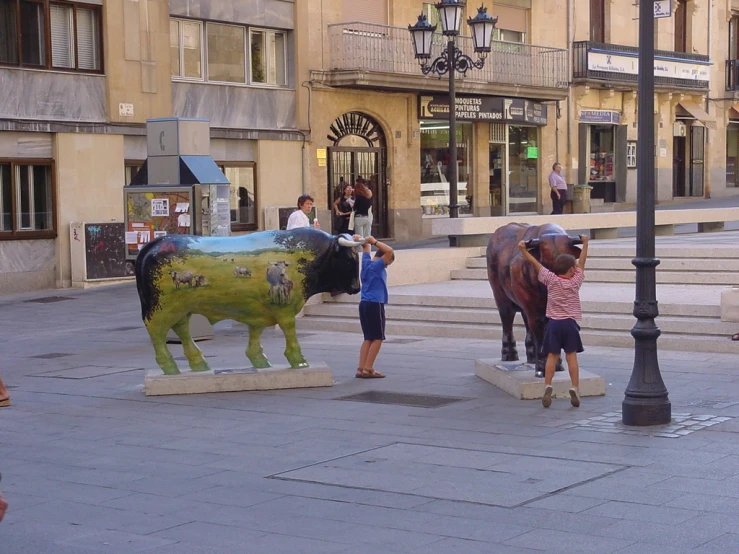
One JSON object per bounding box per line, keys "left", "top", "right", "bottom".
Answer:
{"left": 487, "top": 223, "right": 583, "bottom": 378}
{"left": 135, "top": 229, "right": 363, "bottom": 375}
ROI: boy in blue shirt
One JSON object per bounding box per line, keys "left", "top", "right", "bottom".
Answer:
{"left": 354, "top": 234, "right": 394, "bottom": 378}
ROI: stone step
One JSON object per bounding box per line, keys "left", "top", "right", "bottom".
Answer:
{"left": 465, "top": 256, "right": 739, "bottom": 272}
{"left": 450, "top": 267, "right": 737, "bottom": 285}
{"left": 325, "top": 292, "right": 720, "bottom": 318}
{"left": 299, "top": 316, "right": 738, "bottom": 355}
{"left": 304, "top": 303, "right": 734, "bottom": 336}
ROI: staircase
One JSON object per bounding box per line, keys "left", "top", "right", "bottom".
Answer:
{"left": 301, "top": 243, "right": 738, "bottom": 354}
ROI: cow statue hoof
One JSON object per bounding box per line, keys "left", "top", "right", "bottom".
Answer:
{"left": 501, "top": 343, "right": 519, "bottom": 362}
{"left": 189, "top": 360, "right": 212, "bottom": 372}
{"left": 250, "top": 356, "right": 272, "bottom": 369}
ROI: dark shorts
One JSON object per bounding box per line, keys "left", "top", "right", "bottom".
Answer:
{"left": 542, "top": 318, "right": 583, "bottom": 355}
{"left": 359, "top": 300, "right": 386, "bottom": 341}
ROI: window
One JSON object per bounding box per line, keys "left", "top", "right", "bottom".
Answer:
{"left": 626, "top": 141, "right": 637, "bottom": 168}
{"left": 675, "top": 0, "right": 687, "bottom": 52}
{"left": 220, "top": 164, "right": 257, "bottom": 230}
{"left": 207, "top": 23, "right": 245, "bottom": 83}
{"left": 250, "top": 29, "right": 286, "bottom": 86}
{"left": 590, "top": 0, "right": 605, "bottom": 42}
{"left": 731, "top": 16, "right": 739, "bottom": 60}
{"left": 170, "top": 19, "right": 203, "bottom": 79}
{"left": 171, "top": 19, "right": 288, "bottom": 87}
{"left": 125, "top": 162, "right": 144, "bottom": 186}
{"left": 493, "top": 29, "right": 524, "bottom": 43}
{"left": 0, "top": 0, "right": 101, "bottom": 71}
{"left": 0, "top": 161, "right": 55, "bottom": 238}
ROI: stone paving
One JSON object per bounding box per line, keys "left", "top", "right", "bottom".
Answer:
{"left": 1, "top": 282, "right": 739, "bottom": 553}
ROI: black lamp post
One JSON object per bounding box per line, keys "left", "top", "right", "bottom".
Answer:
{"left": 622, "top": 0, "right": 671, "bottom": 425}
{"left": 409, "top": 2, "right": 497, "bottom": 218}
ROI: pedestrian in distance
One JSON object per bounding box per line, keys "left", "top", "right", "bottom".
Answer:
{"left": 286, "top": 194, "right": 320, "bottom": 230}
{"left": 549, "top": 162, "right": 568, "bottom": 215}
{"left": 518, "top": 235, "right": 590, "bottom": 408}
{"left": 355, "top": 234, "right": 394, "bottom": 379}
{"left": 333, "top": 183, "right": 354, "bottom": 235}
{"left": 352, "top": 180, "right": 373, "bottom": 238}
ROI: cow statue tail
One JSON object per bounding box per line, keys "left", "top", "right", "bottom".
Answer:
{"left": 135, "top": 238, "right": 162, "bottom": 321}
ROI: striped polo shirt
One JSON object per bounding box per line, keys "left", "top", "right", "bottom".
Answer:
{"left": 538, "top": 267, "right": 585, "bottom": 321}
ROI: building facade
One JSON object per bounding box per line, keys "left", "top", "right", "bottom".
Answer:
{"left": 0, "top": 0, "right": 300, "bottom": 293}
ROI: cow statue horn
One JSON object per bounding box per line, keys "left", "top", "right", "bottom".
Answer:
{"left": 525, "top": 238, "right": 540, "bottom": 248}
{"left": 337, "top": 235, "right": 364, "bottom": 248}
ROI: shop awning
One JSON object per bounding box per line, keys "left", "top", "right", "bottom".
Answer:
{"left": 676, "top": 101, "right": 717, "bottom": 130}
{"left": 729, "top": 103, "right": 739, "bottom": 120}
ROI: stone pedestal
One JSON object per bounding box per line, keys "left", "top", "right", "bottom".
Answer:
{"left": 475, "top": 359, "right": 606, "bottom": 400}
{"left": 144, "top": 363, "right": 333, "bottom": 396}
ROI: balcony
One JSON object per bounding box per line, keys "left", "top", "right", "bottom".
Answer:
{"left": 574, "top": 41, "right": 710, "bottom": 90}
{"left": 312, "top": 22, "right": 568, "bottom": 100}
{"left": 727, "top": 60, "right": 739, "bottom": 91}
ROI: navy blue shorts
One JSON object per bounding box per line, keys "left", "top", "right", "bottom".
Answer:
{"left": 542, "top": 318, "right": 583, "bottom": 355}
{"left": 359, "top": 301, "right": 386, "bottom": 341}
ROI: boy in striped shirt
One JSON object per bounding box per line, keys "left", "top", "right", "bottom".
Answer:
{"left": 518, "top": 235, "right": 590, "bottom": 408}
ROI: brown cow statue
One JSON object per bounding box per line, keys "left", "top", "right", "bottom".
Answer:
{"left": 487, "top": 223, "right": 583, "bottom": 378}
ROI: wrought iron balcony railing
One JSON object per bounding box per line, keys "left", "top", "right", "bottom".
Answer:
{"left": 328, "top": 22, "right": 568, "bottom": 90}
{"left": 574, "top": 41, "right": 710, "bottom": 90}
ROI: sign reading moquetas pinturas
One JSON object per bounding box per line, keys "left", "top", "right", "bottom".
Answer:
{"left": 419, "top": 95, "right": 548, "bottom": 125}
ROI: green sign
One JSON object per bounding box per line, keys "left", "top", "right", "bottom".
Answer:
{"left": 527, "top": 146, "right": 538, "bottom": 159}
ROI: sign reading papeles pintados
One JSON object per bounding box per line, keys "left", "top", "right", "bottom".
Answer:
{"left": 419, "top": 95, "right": 548, "bottom": 125}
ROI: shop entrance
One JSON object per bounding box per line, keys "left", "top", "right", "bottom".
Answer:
{"left": 673, "top": 123, "right": 704, "bottom": 197}
{"left": 327, "top": 112, "right": 388, "bottom": 238}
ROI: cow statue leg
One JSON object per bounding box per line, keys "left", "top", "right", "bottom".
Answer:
{"left": 144, "top": 319, "right": 180, "bottom": 375}
{"left": 276, "top": 315, "right": 308, "bottom": 369}
{"left": 171, "top": 315, "right": 211, "bottom": 372}
{"left": 246, "top": 325, "right": 271, "bottom": 368}
{"left": 493, "top": 291, "right": 519, "bottom": 362}
{"left": 522, "top": 310, "right": 549, "bottom": 378}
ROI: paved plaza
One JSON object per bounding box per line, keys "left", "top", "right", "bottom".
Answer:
{"left": 1, "top": 270, "right": 739, "bottom": 553}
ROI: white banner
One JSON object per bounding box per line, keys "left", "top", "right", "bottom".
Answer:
{"left": 588, "top": 52, "right": 710, "bottom": 82}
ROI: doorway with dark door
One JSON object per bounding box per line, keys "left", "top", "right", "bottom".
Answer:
{"left": 326, "top": 112, "right": 388, "bottom": 238}
{"left": 673, "top": 123, "right": 705, "bottom": 197}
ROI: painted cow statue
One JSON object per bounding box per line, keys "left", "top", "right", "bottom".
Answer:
{"left": 135, "top": 229, "right": 363, "bottom": 375}
{"left": 487, "top": 223, "right": 583, "bottom": 378}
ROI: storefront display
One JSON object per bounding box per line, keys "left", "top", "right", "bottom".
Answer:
{"left": 420, "top": 121, "right": 472, "bottom": 216}
{"left": 508, "top": 126, "right": 539, "bottom": 213}
{"left": 727, "top": 123, "right": 739, "bottom": 188}
{"left": 588, "top": 125, "right": 617, "bottom": 202}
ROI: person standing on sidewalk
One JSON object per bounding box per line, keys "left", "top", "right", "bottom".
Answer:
{"left": 286, "top": 195, "right": 320, "bottom": 230}
{"left": 549, "top": 162, "right": 568, "bottom": 215}
{"left": 355, "top": 234, "right": 394, "bottom": 379}
{"left": 352, "top": 181, "right": 373, "bottom": 238}
{"left": 518, "top": 235, "right": 590, "bottom": 408}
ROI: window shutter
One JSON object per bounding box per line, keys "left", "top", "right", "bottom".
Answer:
{"left": 51, "top": 5, "right": 75, "bottom": 68}
{"left": 76, "top": 8, "right": 100, "bottom": 70}
{"left": 343, "top": 0, "right": 387, "bottom": 24}
{"left": 493, "top": 5, "right": 527, "bottom": 33}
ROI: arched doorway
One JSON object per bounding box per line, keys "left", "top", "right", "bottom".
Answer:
{"left": 327, "top": 112, "right": 388, "bottom": 238}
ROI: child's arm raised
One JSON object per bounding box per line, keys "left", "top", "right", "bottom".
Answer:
{"left": 518, "top": 241, "right": 543, "bottom": 273}
{"left": 577, "top": 235, "right": 590, "bottom": 271}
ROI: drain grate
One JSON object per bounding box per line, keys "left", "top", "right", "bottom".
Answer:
{"left": 30, "top": 353, "right": 73, "bottom": 359}
{"left": 107, "top": 326, "right": 141, "bottom": 332}
{"left": 336, "top": 391, "right": 470, "bottom": 408}
{"left": 24, "top": 296, "right": 75, "bottom": 304}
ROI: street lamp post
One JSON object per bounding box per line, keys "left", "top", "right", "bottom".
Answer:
{"left": 409, "top": 1, "right": 496, "bottom": 218}
{"left": 622, "top": 0, "right": 671, "bottom": 426}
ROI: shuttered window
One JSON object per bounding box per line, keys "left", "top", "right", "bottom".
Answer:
{"left": 51, "top": 5, "right": 74, "bottom": 68}
{"left": 343, "top": 0, "right": 387, "bottom": 24}
{"left": 76, "top": 7, "right": 99, "bottom": 70}
{"left": 493, "top": 5, "right": 527, "bottom": 34}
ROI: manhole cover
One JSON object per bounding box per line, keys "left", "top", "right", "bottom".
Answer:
{"left": 107, "top": 326, "right": 141, "bottom": 332}
{"left": 30, "top": 353, "right": 73, "bottom": 359}
{"left": 336, "top": 391, "right": 470, "bottom": 408}
{"left": 33, "top": 366, "right": 142, "bottom": 379}
{"left": 24, "top": 296, "right": 75, "bottom": 304}
{"left": 384, "top": 338, "right": 422, "bottom": 345}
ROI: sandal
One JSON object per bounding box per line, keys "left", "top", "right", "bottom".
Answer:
{"left": 361, "top": 368, "right": 385, "bottom": 379}
{"left": 356, "top": 368, "right": 365, "bottom": 379}
{"left": 0, "top": 398, "right": 10, "bottom": 407}
{"left": 732, "top": 333, "right": 739, "bottom": 341}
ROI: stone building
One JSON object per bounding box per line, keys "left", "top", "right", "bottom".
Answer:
{"left": 0, "top": 0, "right": 300, "bottom": 293}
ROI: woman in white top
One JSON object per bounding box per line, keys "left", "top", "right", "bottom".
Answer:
{"left": 286, "top": 194, "right": 320, "bottom": 230}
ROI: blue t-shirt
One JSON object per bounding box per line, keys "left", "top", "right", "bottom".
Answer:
{"left": 360, "top": 252, "right": 388, "bottom": 304}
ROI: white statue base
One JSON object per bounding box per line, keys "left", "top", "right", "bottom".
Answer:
{"left": 144, "top": 362, "right": 333, "bottom": 396}
{"left": 475, "top": 359, "right": 606, "bottom": 400}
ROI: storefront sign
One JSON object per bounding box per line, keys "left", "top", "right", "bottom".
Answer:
{"left": 587, "top": 51, "right": 710, "bottom": 82}
{"left": 653, "top": 0, "right": 672, "bottom": 18}
{"left": 579, "top": 110, "right": 621, "bottom": 124}
{"left": 420, "top": 96, "right": 548, "bottom": 125}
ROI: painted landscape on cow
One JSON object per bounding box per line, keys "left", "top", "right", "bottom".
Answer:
{"left": 135, "top": 229, "right": 363, "bottom": 375}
